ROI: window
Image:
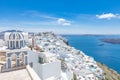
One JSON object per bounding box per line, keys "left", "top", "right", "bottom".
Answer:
{"left": 16, "top": 41, "right": 19, "bottom": 48}
{"left": 39, "top": 57, "right": 44, "bottom": 64}
{"left": 13, "top": 41, "right": 15, "bottom": 48}
{"left": 10, "top": 41, "right": 12, "bottom": 48}
{"left": 7, "top": 41, "right": 9, "bottom": 48}
{"left": 20, "top": 41, "right": 23, "bottom": 47}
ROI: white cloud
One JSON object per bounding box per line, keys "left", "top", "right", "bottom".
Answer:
{"left": 96, "top": 13, "right": 120, "bottom": 20}
{"left": 21, "top": 10, "right": 57, "bottom": 19}
{"left": 57, "top": 18, "right": 71, "bottom": 26}
{"left": 21, "top": 11, "right": 72, "bottom": 26}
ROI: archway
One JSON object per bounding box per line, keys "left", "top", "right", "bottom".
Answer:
{"left": 19, "top": 53, "right": 25, "bottom": 66}
{"left": 11, "top": 54, "right": 17, "bottom": 68}
{"left": 0, "top": 52, "right": 6, "bottom": 64}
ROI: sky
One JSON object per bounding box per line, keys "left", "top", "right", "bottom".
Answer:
{"left": 0, "top": 0, "right": 120, "bottom": 34}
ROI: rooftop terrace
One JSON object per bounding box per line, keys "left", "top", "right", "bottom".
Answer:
{"left": 0, "top": 69, "right": 32, "bottom": 80}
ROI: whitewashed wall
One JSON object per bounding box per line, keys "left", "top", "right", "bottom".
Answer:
{"left": 28, "top": 51, "right": 39, "bottom": 64}
{"left": 33, "top": 61, "right": 61, "bottom": 80}
{"left": 26, "top": 65, "right": 41, "bottom": 80}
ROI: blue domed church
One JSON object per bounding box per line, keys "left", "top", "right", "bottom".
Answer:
{"left": 1, "top": 31, "right": 29, "bottom": 71}
{"left": 7, "top": 32, "right": 25, "bottom": 49}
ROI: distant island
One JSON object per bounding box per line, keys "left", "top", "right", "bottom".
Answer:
{"left": 100, "top": 38, "right": 120, "bottom": 44}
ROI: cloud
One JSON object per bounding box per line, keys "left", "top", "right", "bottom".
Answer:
{"left": 57, "top": 18, "right": 71, "bottom": 26}
{"left": 21, "top": 10, "right": 57, "bottom": 20}
{"left": 96, "top": 13, "right": 120, "bottom": 20}
{"left": 21, "top": 10, "right": 72, "bottom": 26}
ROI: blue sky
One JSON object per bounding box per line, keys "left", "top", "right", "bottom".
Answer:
{"left": 0, "top": 0, "right": 120, "bottom": 34}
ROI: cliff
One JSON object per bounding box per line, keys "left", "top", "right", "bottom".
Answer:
{"left": 97, "top": 62, "right": 120, "bottom": 80}
{"left": 63, "top": 36, "right": 120, "bottom": 80}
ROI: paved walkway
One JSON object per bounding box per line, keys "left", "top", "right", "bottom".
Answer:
{"left": 0, "top": 69, "right": 32, "bottom": 80}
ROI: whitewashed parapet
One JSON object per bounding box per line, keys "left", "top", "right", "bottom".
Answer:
{"left": 26, "top": 65, "right": 41, "bottom": 80}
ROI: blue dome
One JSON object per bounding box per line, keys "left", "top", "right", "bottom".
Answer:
{"left": 9, "top": 32, "right": 24, "bottom": 40}
{"left": 6, "top": 31, "right": 26, "bottom": 49}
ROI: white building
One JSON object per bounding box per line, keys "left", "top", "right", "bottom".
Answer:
{"left": 31, "top": 52, "right": 61, "bottom": 80}
{"left": 0, "top": 31, "right": 30, "bottom": 71}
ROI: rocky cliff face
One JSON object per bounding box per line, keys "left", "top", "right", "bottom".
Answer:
{"left": 97, "top": 62, "right": 120, "bottom": 80}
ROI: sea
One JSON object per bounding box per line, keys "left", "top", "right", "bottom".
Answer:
{"left": 63, "top": 35, "right": 120, "bottom": 74}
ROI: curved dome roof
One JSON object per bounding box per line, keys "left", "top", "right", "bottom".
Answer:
{"left": 9, "top": 32, "right": 24, "bottom": 40}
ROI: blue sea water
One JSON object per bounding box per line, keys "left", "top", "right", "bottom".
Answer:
{"left": 63, "top": 35, "right": 120, "bottom": 73}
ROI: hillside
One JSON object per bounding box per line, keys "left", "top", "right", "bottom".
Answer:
{"left": 97, "top": 62, "right": 120, "bottom": 80}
